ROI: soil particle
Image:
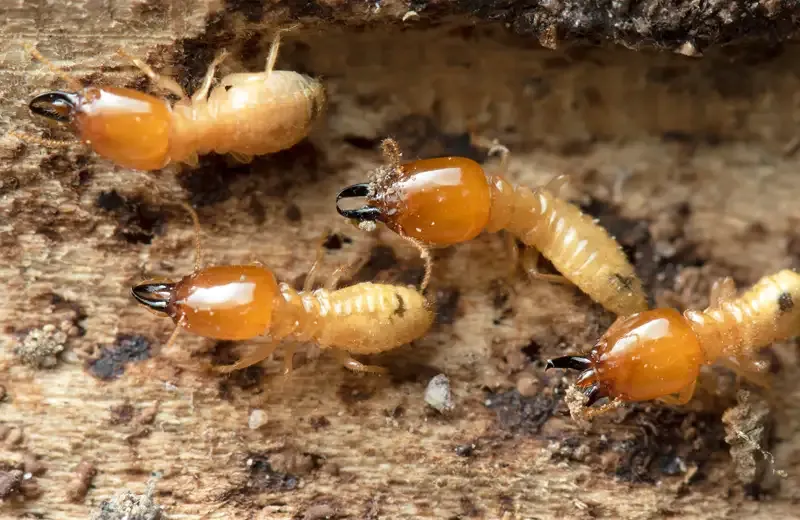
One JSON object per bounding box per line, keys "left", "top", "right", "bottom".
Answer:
{"left": 612, "top": 407, "right": 727, "bottom": 484}
{"left": 87, "top": 335, "right": 153, "bottom": 381}
{"left": 248, "top": 409, "right": 269, "bottom": 430}
{"left": 722, "top": 390, "right": 782, "bottom": 491}
{"left": 109, "top": 402, "right": 136, "bottom": 426}
{"left": 454, "top": 443, "right": 475, "bottom": 457}
{"left": 13, "top": 324, "right": 68, "bottom": 368}
{"left": 0, "top": 470, "right": 23, "bottom": 499}
{"left": 90, "top": 478, "right": 164, "bottom": 520}
{"left": 244, "top": 453, "right": 301, "bottom": 492}
{"left": 424, "top": 374, "right": 454, "bottom": 413}
{"left": 485, "top": 388, "right": 560, "bottom": 434}
{"left": 309, "top": 416, "right": 330, "bottom": 429}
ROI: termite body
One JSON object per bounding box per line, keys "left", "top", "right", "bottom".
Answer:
{"left": 336, "top": 138, "right": 647, "bottom": 316}
{"left": 132, "top": 206, "right": 433, "bottom": 374}
{"left": 16, "top": 28, "right": 324, "bottom": 171}
{"left": 547, "top": 269, "right": 800, "bottom": 414}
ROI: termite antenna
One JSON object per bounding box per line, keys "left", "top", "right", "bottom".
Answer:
{"left": 469, "top": 133, "right": 510, "bottom": 173}
{"left": 545, "top": 356, "right": 592, "bottom": 372}
{"left": 8, "top": 130, "right": 77, "bottom": 147}
{"left": 265, "top": 23, "right": 302, "bottom": 79}
{"left": 380, "top": 137, "right": 402, "bottom": 170}
{"left": 24, "top": 43, "right": 83, "bottom": 91}
{"left": 335, "top": 183, "right": 383, "bottom": 222}
{"left": 163, "top": 316, "right": 185, "bottom": 351}
{"left": 401, "top": 235, "right": 432, "bottom": 292}
{"left": 179, "top": 202, "right": 203, "bottom": 272}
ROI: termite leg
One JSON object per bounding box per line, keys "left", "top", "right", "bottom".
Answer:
{"left": 305, "top": 230, "right": 334, "bottom": 292}
{"left": 163, "top": 317, "right": 185, "bottom": 352}
{"left": 491, "top": 143, "right": 510, "bottom": 175}
{"left": 709, "top": 277, "right": 737, "bottom": 307}
{"left": 158, "top": 317, "right": 187, "bottom": 367}
{"left": 230, "top": 151, "right": 253, "bottom": 164}
{"left": 182, "top": 153, "right": 200, "bottom": 168}
{"left": 325, "top": 253, "right": 369, "bottom": 291}
{"left": 342, "top": 358, "right": 388, "bottom": 375}
{"left": 521, "top": 247, "right": 572, "bottom": 285}
{"left": 656, "top": 379, "right": 697, "bottom": 406}
{"left": 23, "top": 43, "right": 82, "bottom": 91}
{"left": 718, "top": 355, "right": 771, "bottom": 389}
{"left": 264, "top": 24, "right": 300, "bottom": 78}
{"left": 214, "top": 338, "right": 281, "bottom": 373}
{"left": 190, "top": 49, "right": 230, "bottom": 103}
{"left": 116, "top": 48, "right": 187, "bottom": 100}
{"left": 282, "top": 343, "right": 297, "bottom": 375}
{"left": 503, "top": 232, "right": 521, "bottom": 280}
{"left": 333, "top": 349, "right": 387, "bottom": 374}
{"left": 544, "top": 174, "right": 569, "bottom": 197}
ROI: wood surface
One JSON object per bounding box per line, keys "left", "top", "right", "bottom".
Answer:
{"left": 2, "top": 1, "right": 800, "bottom": 518}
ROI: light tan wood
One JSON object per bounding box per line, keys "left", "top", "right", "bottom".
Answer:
{"left": 3, "top": 1, "right": 800, "bottom": 518}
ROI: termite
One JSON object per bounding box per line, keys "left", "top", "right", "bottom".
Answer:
{"left": 546, "top": 269, "right": 800, "bottom": 417}
{"left": 131, "top": 204, "right": 434, "bottom": 374}
{"left": 335, "top": 138, "right": 647, "bottom": 316}
{"left": 12, "top": 27, "right": 325, "bottom": 171}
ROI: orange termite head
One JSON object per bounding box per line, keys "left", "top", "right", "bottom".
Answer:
{"left": 546, "top": 309, "right": 704, "bottom": 406}
{"left": 29, "top": 87, "right": 172, "bottom": 171}
{"left": 131, "top": 265, "right": 280, "bottom": 341}
{"left": 335, "top": 155, "right": 492, "bottom": 246}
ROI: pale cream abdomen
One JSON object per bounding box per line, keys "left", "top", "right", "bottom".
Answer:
{"left": 686, "top": 269, "right": 800, "bottom": 362}
{"left": 195, "top": 71, "right": 324, "bottom": 156}
{"left": 489, "top": 177, "right": 648, "bottom": 316}
{"left": 314, "top": 283, "right": 434, "bottom": 354}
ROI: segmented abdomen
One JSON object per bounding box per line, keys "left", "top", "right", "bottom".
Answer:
{"left": 276, "top": 282, "right": 433, "bottom": 354}
{"left": 487, "top": 176, "right": 648, "bottom": 316}
{"left": 685, "top": 269, "right": 800, "bottom": 363}
{"left": 171, "top": 72, "right": 324, "bottom": 161}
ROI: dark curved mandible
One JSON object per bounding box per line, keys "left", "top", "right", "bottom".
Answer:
{"left": 335, "top": 183, "right": 383, "bottom": 222}
{"left": 28, "top": 91, "right": 80, "bottom": 123}
{"left": 583, "top": 383, "right": 604, "bottom": 407}
{"left": 131, "top": 282, "right": 176, "bottom": 314}
{"left": 545, "top": 356, "right": 591, "bottom": 372}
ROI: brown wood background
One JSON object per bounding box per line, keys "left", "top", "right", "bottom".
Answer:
{"left": 2, "top": 1, "right": 800, "bottom": 518}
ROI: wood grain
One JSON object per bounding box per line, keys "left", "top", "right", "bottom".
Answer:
{"left": 2, "top": 1, "right": 800, "bottom": 518}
